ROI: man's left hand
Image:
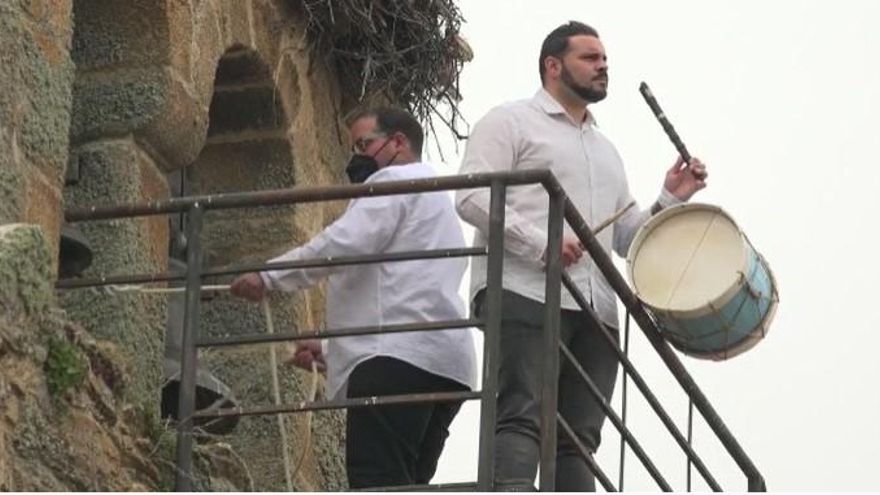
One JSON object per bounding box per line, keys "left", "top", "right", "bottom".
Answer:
{"left": 230, "top": 272, "right": 267, "bottom": 302}
{"left": 664, "top": 156, "right": 708, "bottom": 201}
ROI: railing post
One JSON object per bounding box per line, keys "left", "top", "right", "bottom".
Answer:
{"left": 174, "top": 203, "right": 204, "bottom": 491}
{"left": 563, "top": 197, "right": 766, "bottom": 490}
{"left": 687, "top": 398, "right": 694, "bottom": 491}
{"left": 477, "top": 180, "right": 506, "bottom": 491}
{"left": 619, "top": 311, "right": 631, "bottom": 491}
{"left": 538, "top": 192, "right": 565, "bottom": 491}
{"left": 748, "top": 474, "right": 767, "bottom": 492}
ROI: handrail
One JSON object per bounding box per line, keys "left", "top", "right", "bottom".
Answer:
{"left": 64, "top": 170, "right": 553, "bottom": 221}
{"left": 193, "top": 390, "right": 483, "bottom": 419}
{"left": 59, "top": 169, "right": 765, "bottom": 491}
{"left": 55, "top": 247, "right": 487, "bottom": 290}
{"left": 195, "top": 318, "right": 482, "bottom": 348}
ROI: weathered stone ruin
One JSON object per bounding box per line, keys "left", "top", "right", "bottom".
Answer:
{"left": 1, "top": 0, "right": 466, "bottom": 490}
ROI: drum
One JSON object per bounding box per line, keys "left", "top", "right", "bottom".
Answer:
{"left": 626, "top": 203, "right": 778, "bottom": 360}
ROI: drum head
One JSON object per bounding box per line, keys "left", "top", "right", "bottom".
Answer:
{"left": 627, "top": 203, "right": 747, "bottom": 315}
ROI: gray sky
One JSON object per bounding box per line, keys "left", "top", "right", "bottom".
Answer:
{"left": 428, "top": 0, "right": 880, "bottom": 490}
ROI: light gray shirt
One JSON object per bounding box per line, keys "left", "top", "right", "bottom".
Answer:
{"left": 261, "top": 162, "right": 478, "bottom": 399}
{"left": 456, "top": 89, "right": 681, "bottom": 328}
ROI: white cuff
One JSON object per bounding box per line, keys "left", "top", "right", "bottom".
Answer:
{"left": 258, "top": 271, "right": 274, "bottom": 292}
{"left": 532, "top": 232, "right": 549, "bottom": 265}
{"left": 657, "top": 187, "right": 683, "bottom": 209}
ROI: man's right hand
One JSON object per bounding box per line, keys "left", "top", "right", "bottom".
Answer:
{"left": 230, "top": 272, "right": 267, "bottom": 302}
{"left": 288, "top": 339, "right": 326, "bottom": 372}
{"left": 542, "top": 235, "right": 584, "bottom": 268}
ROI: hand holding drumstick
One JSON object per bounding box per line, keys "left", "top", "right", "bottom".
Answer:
{"left": 544, "top": 201, "right": 637, "bottom": 268}
{"left": 665, "top": 155, "right": 708, "bottom": 201}
{"left": 545, "top": 82, "right": 711, "bottom": 268}
{"left": 546, "top": 153, "right": 709, "bottom": 268}
{"left": 639, "top": 81, "right": 709, "bottom": 201}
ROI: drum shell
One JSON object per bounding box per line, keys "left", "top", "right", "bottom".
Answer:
{"left": 627, "top": 203, "right": 778, "bottom": 361}
{"left": 650, "top": 242, "right": 777, "bottom": 360}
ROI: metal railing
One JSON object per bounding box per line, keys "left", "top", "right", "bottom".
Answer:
{"left": 58, "top": 169, "right": 765, "bottom": 491}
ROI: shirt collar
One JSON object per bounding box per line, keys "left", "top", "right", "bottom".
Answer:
{"left": 532, "top": 88, "right": 598, "bottom": 127}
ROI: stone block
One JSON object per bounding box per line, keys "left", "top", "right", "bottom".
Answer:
{"left": 190, "top": 138, "right": 296, "bottom": 193}
{"left": 70, "top": 67, "right": 208, "bottom": 172}
{"left": 71, "top": 0, "right": 171, "bottom": 72}
{"left": 187, "top": 136, "right": 299, "bottom": 266}
{"left": 70, "top": 69, "right": 167, "bottom": 144}
{"left": 23, "top": 169, "right": 63, "bottom": 277}
{"left": 214, "top": 0, "right": 255, "bottom": 50}
{"left": 0, "top": 2, "right": 74, "bottom": 186}
{"left": 249, "top": 0, "right": 285, "bottom": 68}
{"left": 69, "top": 0, "right": 214, "bottom": 170}
{"left": 0, "top": 224, "right": 53, "bottom": 325}
{"left": 59, "top": 139, "right": 169, "bottom": 410}
{"left": 0, "top": 148, "right": 26, "bottom": 226}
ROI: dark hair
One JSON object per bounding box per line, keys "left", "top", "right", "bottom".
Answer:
{"left": 539, "top": 21, "right": 600, "bottom": 83}
{"left": 347, "top": 107, "right": 424, "bottom": 157}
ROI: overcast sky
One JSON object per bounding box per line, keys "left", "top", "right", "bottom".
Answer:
{"left": 428, "top": 0, "right": 880, "bottom": 490}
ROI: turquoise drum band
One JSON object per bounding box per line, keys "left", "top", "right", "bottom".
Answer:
{"left": 656, "top": 241, "right": 777, "bottom": 360}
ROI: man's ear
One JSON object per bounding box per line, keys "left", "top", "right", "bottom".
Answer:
{"left": 544, "top": 56, "right": 561, "bottom": 79}
{"left": 392, "top": 131, "right": 409, "bottom": 152}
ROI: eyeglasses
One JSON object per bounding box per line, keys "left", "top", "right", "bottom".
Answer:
{"left": 351, "top": 133, "right": 387, "bottom": 154}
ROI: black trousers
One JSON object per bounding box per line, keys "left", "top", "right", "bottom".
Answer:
{"left": 476, "top": 289, "right": 619, "bottom": 491}
{"left": 345, "top": 356, "right": 467, "bottom": 489}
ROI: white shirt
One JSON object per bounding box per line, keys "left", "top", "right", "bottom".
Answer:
{"left": 261, "top": 161, "right": 478, "bottom": 399}
{"left": 456, "top": 89, "right": 681, "bottom": 328}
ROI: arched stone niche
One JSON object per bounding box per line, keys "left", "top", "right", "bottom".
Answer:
{"left": 63, "top": 0, "right": 348, "bottom": 489}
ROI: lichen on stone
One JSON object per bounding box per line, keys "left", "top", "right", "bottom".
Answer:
{"left": 0, "top": 224, "right": 54, "bottom": 321}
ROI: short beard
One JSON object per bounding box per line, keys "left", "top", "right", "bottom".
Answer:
{"left": 561, "top": 65, "right": 607, "bottom": 103}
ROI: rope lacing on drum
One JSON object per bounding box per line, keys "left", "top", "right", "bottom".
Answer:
{"left": 653, "top": 210, "right": 779, "bottom": 360}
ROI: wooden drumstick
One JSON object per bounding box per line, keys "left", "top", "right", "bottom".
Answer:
{"left": 592, "top": 201, "right": 636, "bottom": 235}
{"left": 574, "top": 202, "right": 636, "bottom": 252}
{"left": 639, "top": 82, "right": 692, "bottom": 163}
{"left": 639, "top": 82, "right": 707, "bottom": 180}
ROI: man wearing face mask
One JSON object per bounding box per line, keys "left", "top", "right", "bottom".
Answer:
{"left": 230, "top": 107, "right": 477, "bottom": 489}
{"left": 456, "top": 22, "right": 709, "bottom": 490}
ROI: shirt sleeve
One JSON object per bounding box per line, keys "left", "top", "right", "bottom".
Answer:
{"left": 260, "top": 191, "right": 406, "bottom": 292}
{"left": 613, "top": 184, "right": 683, "bottom": 257}
{"left": 454, "top": 107, "right": 548, "bottom": 264}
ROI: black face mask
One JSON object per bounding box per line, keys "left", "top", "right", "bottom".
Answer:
{"left": 345, "top": 136, "right": 398, "bottom": 184}
{"left": 345, "top": 154, "right": 380, "bottom": 184}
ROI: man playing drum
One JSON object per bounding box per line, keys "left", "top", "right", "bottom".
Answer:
{"left": 455, "top": 21, "right": 709, "bottom": 490}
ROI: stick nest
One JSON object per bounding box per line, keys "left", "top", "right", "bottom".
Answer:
{"left": 299, "top": 0, "right": 471, "bottom": 141}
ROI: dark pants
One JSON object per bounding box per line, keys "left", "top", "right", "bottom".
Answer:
{"left": 345, "top": 356, "right": 467, "bottom": 489}
{"left": 476, "top": 289, "right": 619, "bottom": 491}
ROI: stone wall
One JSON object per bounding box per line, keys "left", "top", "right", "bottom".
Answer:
{"left": 2, "top": 0, "right": 351, "bottom": 490}
{"left": 0, "top": 0, "right": 75, "bottom": 273}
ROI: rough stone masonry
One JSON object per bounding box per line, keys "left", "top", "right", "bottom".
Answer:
{"left": 0, "top": 0, "right": 359, "bottom": 489}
